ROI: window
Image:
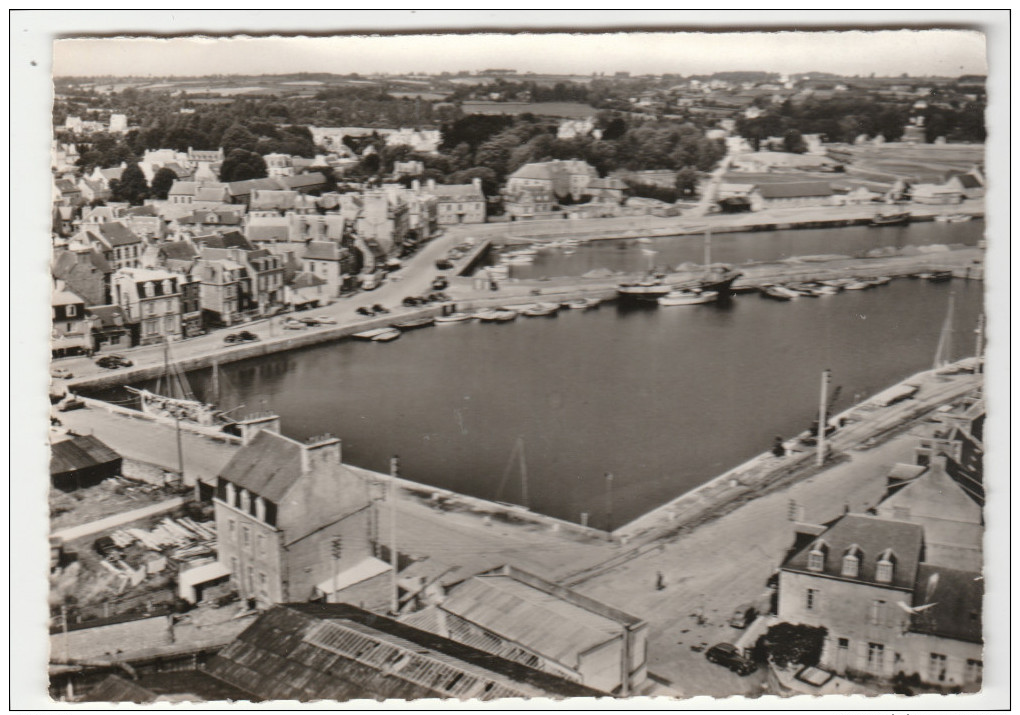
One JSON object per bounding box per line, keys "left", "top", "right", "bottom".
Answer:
{"left": 838, "top": 638, "right": 849, "bottom": 650}
{"left": 842, "top": 553, "right": 860, "bottom": 578}
{"left": 867, "top": 643, "right": 884, "bottom": 672}
{"left": 144, "top": 281, "right": 154, "bottom": 298}
{"left": 228, "top": 519, "right": 236, "bottom": 542}
{"left": 805, "top": 588, "right": 819, "bottom": 611}
{"left": 255, "top": 497, "right": 266, "bottom": 522}
{"left": 965, "top": 659, "right": 983, "bottom": 683}
{"left": 230, "top": 556, "right": 238, "bottom": 580}
{"left": 66, "top": 304, "right": 77, "bottom": 317}
{"left": 225, "top": 482, "right": 235, "bottom": 506}
{"left": 928, "top": 653, "right": 947, "bottom": 682}
{"left": 807, "top": 548, "right": 825, "bottom": 572}
{"left": 876, "top": 558, "right": 894, "bottom": 584}
{"left": 247, "top": 566, "right": 254, "bottom": 593}
{"left": 257, "top": 533, "right": 265, "bottom": 556}
{"left": 870, "top": 600, "right": 886, "bottom": 626}
{"left": 243, "top": 526, "right": 251, "bottom": 550}
{"left": 258, "top": 572, "right": 268, "bottom": 595}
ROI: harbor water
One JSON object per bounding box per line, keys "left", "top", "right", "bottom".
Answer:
{"left": 479, "top": 220, "right": 985, "bottom": 279}
{"left": 109, "top": 277, "right": 983, "bottom": 528}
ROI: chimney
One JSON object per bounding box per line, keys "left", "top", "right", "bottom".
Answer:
{"left": 472, "top": 177, "right": 482, "bottom": 190}
{"left": 236, "top": 412, "right": 281, "bottom": 445}
{"left": 300, "top": 433, "right": 342, "bottom": 475}
{"left": 427, "top": 179, "right": 436, "bottom": 192}
{"left": 411, "top": 179, "right": 421, "bottom": 193}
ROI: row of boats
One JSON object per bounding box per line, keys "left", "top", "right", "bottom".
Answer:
{"left": 756, "top": 269, "right": 953, "bottom": 301}
{"left": 352, "top": 298, "right": 606, "bottom": 342}
{"left": 870, "top": 210, "right": 973, "bottom": 226}
{"left": 497, "top": 239, "right": 581, "bottom": 266}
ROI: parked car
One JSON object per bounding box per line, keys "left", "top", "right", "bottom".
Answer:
{"left": 96, "top": 354, "right": 132, "bottom": 369}
{"left": 356, "top": 306, "right": 375, "bottom": 317}
{"left": 705, "top": 643, "right": 758, "bottom": 676}
{"left": 371, "top": 304, "right": 389, "bottom": 314}
{"left": 236, "top": 330, "right": 260, "bottom": 342}
{"left": 51, "top": 367, "right": 73, "bottom": 379}
{"left": 435, "top": 259, "right": 453, "bottom": 270}
{"left": 314, "top": 316, "right": 337, "bottom": 325}
{"left": 223, "top": 333, "right": 240, "bottom": 344}
{"left": 432, "top": 276, "right": 449, "bottom": 290}
{"left": 282, "top": 319, "right": 305, "bottom": 330}
{"left": 402, "top": 296, "right": 426, "bottom": 307}
{"left": 299, "top": 316, "right": 321, "bottom": 326}
{"left": 58, "top": 397, "right": 86, "bottom": 412}
{"left": 729, "top": 606, "right": 758, "bottom": 629}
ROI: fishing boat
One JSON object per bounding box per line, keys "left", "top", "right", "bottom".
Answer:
{"left": 865, "top": 276, "right": 893, "bottom": 286}
{"left": 562, "top": 248, "right": 577, "bottom": 255}
{"left": 927, "top": 270, "right": 953, "bottom": 283}
{"left": 658, "top": 289, "right": 718, "bottom": 306}
{"left": 768, "top": 285, "right": 803, "bottom": 300}
{"left": 125, "top": 340, "right": 237, "bottom": 430}
{"left": 371, "top": 328, "right": 401, "bottom": 342}
{"left": 617, "top": 277, "right": 673, "bottom": 300}
{"left": 869, "top": 211, "right": 912, "bottom": 227}
{"left": 813, "top": 284, "right": 840, "bottom": 296}
{"left": 392, "top": 316, "right": 435, "bottom": 331}
{"left": 435, "top": 312, "right": 473, "bottom": 324}
{"left": 818, "top": 278, "right": 853, "bottom": 289}
{"left": 785, "top": 282, "right": 821, "bottom": 297}
{"left": 563, "top": 298, "right": 601, "bottom": 310}
{"left": 479, "top": 308, "right": 518, "bottom": 323}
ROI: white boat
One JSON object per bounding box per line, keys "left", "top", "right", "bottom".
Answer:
{"left": 814, "top": 285, "right": 840, "bottom": 295}
{"left": 640, "top": 247, "right": 657, "bottom": 256}
{"left": 636, "top": 237, "right": 653, "bottom": 244}
{"left": 354, "top": 327, "right": 399, "bottom": 340}
{"left": 563, "top": 298, "right": 600, "bottom": 310}
{"left": 770, "top": 286, "right": 804, "bottom": 300}
{"left": 521, "top": 303, "right": 559, "bottom": 317}
{"left": 658, "top": 289, "right": 719, "bottom": 306}
{"left": 562, "top": 248, "right": 576, "bottom": 255}
{"left": 509, "top": 247, "right": 538, "bottom": 256}
{"left": 843, "top": 280, "right": 871, "bottom": 290}
{"left": 866, "top": 276, "right": 893, "bottom": 286}
{"left": 435, "top": 312, "right": 473, "bottom": 324}
{"left": 371, "top": 328, "right": 401, "bottom": 342}
{"left": 480, "top": 309, "right": 517, "bottom": 323}
{"left": 934, "top": 213, "right": 972, "bottom": 223}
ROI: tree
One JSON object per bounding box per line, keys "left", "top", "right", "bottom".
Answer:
{"left": 219, "top": 149, "right": 267, "bottom": 182}
{"left": 783, "top": 129, "right": 807, "bottom": 154}
{"left": 150, "top": 167, "right": 178, "bottom": 200}
{"left": 674, "top": 167, "right": 700, "bottom": 198}
{"left": 220, "top": 123, "right": 258, "bottom": 154}
{"left": 757, "top": 623, "right": 827, "bottom": 669}
{"left": 109, "top": 163, "right": 149, "bottom": 205}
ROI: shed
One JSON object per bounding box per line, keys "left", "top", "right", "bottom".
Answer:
{"left": 50, "top": 435, "right": 122, "bottom": 492}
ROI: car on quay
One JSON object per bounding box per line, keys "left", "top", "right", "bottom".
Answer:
{"left": 95, "top": 354, "right": 133, "bottom": 369}
{"left": 704, "top": 643, "right": 758, "bottom": 676}
{"left": 356, "top": 306, "right": 376, "bottom": 317}
{"left": 432, "top": 276, "right": 449, "bottom": 290}
{"left": 729, "top": 605, "right": 758, "bottom": 629}
{"left": 51, "top": 367, "right": 73, "bottom": 379}
{"left": 298, "top": 316, "right": 322, "bottom": 326}
{"left": 224, "top": 331, "right": 260, "bottom": 344}
{"left": 314, "top": 316, "right": 337, "bottom": 325}
{"left": 282, "top": 318, "right": 306, "bottom": 330}
{"left": 371, "top": 304, "right": 389, "bottom": 314}
{"left": 435, "top": 259, "right": 453, "bottom": 270}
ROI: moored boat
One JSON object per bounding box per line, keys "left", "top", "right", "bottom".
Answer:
{"left": 934, "top": 213, "right": 972, "bottom": 223}
{"left": 392, "top": 316, "right": 435, "bottom": 331}
{"left": 843, "top": 280, "right": 871, "bottom": 290}
{"left": 520, "top": 303, "right": 559, "bottom": 317}
{"left": 658, "top": 289, "right": 718, "bottom": 306}
{"left": 354, "top": 327, "right": 400, "bottom": 340}
{"left": 563, "top": 298, "right": 601, "bottom": 310}
{"left": 435, "top": 312, "right": 473, "bottom": 324}
{"left": 371, "top": 328, "right": 401, "bottom": 342}
{"left": 759, "top": 285, "right": 793, "bottom": 301}
{"left": 617, "top": 277, "right": 673, "bottom": 300}
{"left": 927, "top": 270, "right": 953, "bottom": 283}
{"left": 865, "top": 276, "right": 892, "bottom": 286}
{"left": 870, "top": 211, "right": 912, "bottom": 227}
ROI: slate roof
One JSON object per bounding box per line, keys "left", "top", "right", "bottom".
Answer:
{"left": 227, "top": 178, "right": 284, "bottom": 196}
{"left": 246, "top": 222, "right": 291, "bottom": 242}
{"left": 79, "top": 675, "right": 156, "bottom": 704}
{"left": 756, "top": 182, "right": 834, "bottom": 199}
{"left": 194, "top": 231, "right": 255, "bottom": 251}
{"left": 206, "top": 603, "right": 600, "bottom": 702}
{"left": 168, "top": 181, "right": 200, "bottom": 196}
{"left": 433, "top": 183, "right": 484, "bottom": 202}
{"left": 781, "top": 513, "right": 924, "bottom": 591}
{"left": 158, "top": 241, "right": 199, "bottom": 261}
{"left": 86, "top": 304, "right": 128, "bottom": 328}
{"left": 281, "top": 172, "right": 328, "bottom": 190}
{"left": 96, "top": 222, "right": 142, "bottom": 247}
{"left": 179, "top": 210, "right": 242, "bottom": 226}
{"left": 953, "top": 173, "right": 982, "bottom": 189}
{"left": 50, "top": 434, "right": 121, "bottom": 476}
{"left": 304, "top": 241, "right": 345, "bottom": 261}
{"left": 218, "top": 430, "right": 305, "bottom": 503}
{"left": 910, "top": 564, "right": 983, "bottom": 643}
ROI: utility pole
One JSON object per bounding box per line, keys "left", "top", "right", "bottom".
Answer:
{"left": 165, "top": 338, "right": 185, "bottom": 485}
{"left": 974, "top": 313, "right": 985, "bottom": 373}
{"left": 389, "top": 455, "right": 400, "bottom": 615}
{"left": 817, "top": 369, "right": 830, "bottom": 467}
{"left": 605, "top": 472, "right": 614, "bottom": 533}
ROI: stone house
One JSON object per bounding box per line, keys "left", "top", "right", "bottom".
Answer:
{"left": 51, "top": 281, "right": 94, "bottom": 357}
{"left": 52, "top": 248, "right": 112, "bottom": 307}
{"left": 111, "top": 267, "right": 184, "bottom": 345}
{"left": 426, "top": 178, "right": 486, "bottom": 225}
{"left": 506, "top": 160, "right": 598, "bottom": 202}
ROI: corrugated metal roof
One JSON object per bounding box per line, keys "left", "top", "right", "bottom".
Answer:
{"left": 50, "top": 435, "right": 121, "bottom": 476}
{"left": 218, "top": 430, "right": 304, "bottom": 503}
{"left": 206, "top": 604, "right": 598, "bottom": 702}
{"left": 440, "top": 576, "right": 621, "bottom": 667}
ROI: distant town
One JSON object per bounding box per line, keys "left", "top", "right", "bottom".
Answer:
{"left": 48, "top": 66, "right": 986, "bottom": 703}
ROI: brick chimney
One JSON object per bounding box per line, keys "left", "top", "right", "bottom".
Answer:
{"left": 300, "top": 433, "right": 342, "bottom": 475}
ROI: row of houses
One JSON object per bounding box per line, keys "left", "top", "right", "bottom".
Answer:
{"left": 773, "top": 393, "right": 984, "bottom": 689}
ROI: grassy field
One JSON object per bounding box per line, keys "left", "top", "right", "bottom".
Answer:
{"left": 460, "top": 101, "right": 597, "bottom": 118}
{"left": 831, "top": 143, "right": 984, "bottom": 183}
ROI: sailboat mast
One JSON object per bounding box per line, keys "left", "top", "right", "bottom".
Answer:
{"left": 933, "top": 292, "right": 955, "bottom": 369}
{"left": 518, "top": 438, "right": 528, "bottom": 509}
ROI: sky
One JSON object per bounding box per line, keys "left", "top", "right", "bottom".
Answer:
{"left": 52, "top": 29, "right": 987, "bottom": 79}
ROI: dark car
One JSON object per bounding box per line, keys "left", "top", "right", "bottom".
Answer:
{"left": 432, "top": 276, "right": 449, "bottom": 290}
{"left": 237, "top": 330, "right": 260, "bottom": 342}
{"left": 402, "top": 296, "right": 425, "bottom": 307}
{"left": 371, "top": 304, "right": 389, "bottom": 314}
{"left": 298, "top": 316, "right": 321, "bottom": 326}
{"left": 96, "top": 354, "right": 132, "bottom": 369}
{"left": 435, "top": 259, "right": 453, "bottom": 270}
{"left": 356, "top": 306, "right": 375, "bottom": 316}
{"left": 705, "top": 643, "right": 758, "bottom": 676}
{"left": 223, "top": 333, "right": 240, "bottom": 344}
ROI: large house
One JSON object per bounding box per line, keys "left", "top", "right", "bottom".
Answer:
{"left": 750, "top": 182, "right": 835, "bottom": 210}
{"left": 52, "top": 248, "right": 112, "bottom": 307}
{"left": 79, "top": 222, "right": 145, "bottom": 271}
{"left": 506, "top": 160, "right": 599, "bottom": 202}
{"left": 111, "top": 267, "right": 184, "bottom": 345}
{"left": 776, "top": 512, "right": 982, "bottom": 689}
{"left": 213, "top": 427, "right": 388, "bottom": 610}
{"left": 426, "top": 178, "right": 486, "bottom": 225}
{"left": 51, "top": 281, "right": 93, "bottom": 357}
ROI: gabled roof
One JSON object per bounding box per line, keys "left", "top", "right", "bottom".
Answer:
{"left": 218, "top": 430, "right": 305, "bottom": 503}
{"left": 121, "top": 205, "right": 159, "bottom": 218}
{"left": 96, "top": 221, "right": 142, "bottom": 247}
{"left": 781, "top": 513, "right": 924, "bottom": 590}
{"left": 179, "top": 210, "right": 242, "bottom": 226}
{"left": 158, "top": 241, "right": 199, "bottom": 261}
{"left": 52, "top": 282, "right": 85, "bottom": 306}
{"left": 79, "top": 675, "right": 156, "bottom": 704}
{"left": 227, "top": 178, "right": 285, "bottom": 196}
{"left": 432, "top": 183, "right": 484, "bottom": 201}
{"left": 194, "top": 231, "right": 254, "bottom": 251}
{"left": 206, "top": 603, "right": 599, "bottom": 702}
{"left": 50, "top": 434, "right": 121, "bottom": 476}
{"left": 291, "top": 271, "right": 327, "bottom": 288}
{"left": 439, "top": 567, "right": 637, "bottom": 670}
{"left": 168, "top": 181, "right": 200, "bottom": 196}
{"left": 98, "top": 166, "right": 124, "bottom": 182}
{"left": 756, "top": 182, "right": 833, "bottom": 199}
{"left": 910, "top": 564, "right": 983, "bottom": 643}
{"left": 195, "top": 186, "right": 230, "bottom": 202}
{"left": 280, "top": 172, "right": 328, "bottom": 190}
{"left": 952, "top": 173, "right": 982, "bottom": 189}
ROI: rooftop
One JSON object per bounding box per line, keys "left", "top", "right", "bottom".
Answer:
{"left": 50, "top": 434, "right": 121, "bottom": 476}
{"left": 910, "top": 564, "right": 983, "bottom": 643}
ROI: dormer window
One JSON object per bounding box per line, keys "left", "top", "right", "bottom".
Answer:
{"left": 239, "top": 488, "right": 251, "bottom": 513}
{"left": 255, "top": 496, "right": 266, "bottom": 522}
{"left": 876, "top": 550, "right": 895, "bottom": 583}
{"left": 163, "top": 279, "right": 173, "bottom": 294}
{"left": 842, "top": 546, "right": 861, "bottom": 578}
{"left": 144, "top": 281, "right": 154, "bottom": 297}
{"left": 807, "top": 545, "right": 826, "bottom": 572}
{"left": 225, "top": 482, "right": 235, "bottom": 507}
